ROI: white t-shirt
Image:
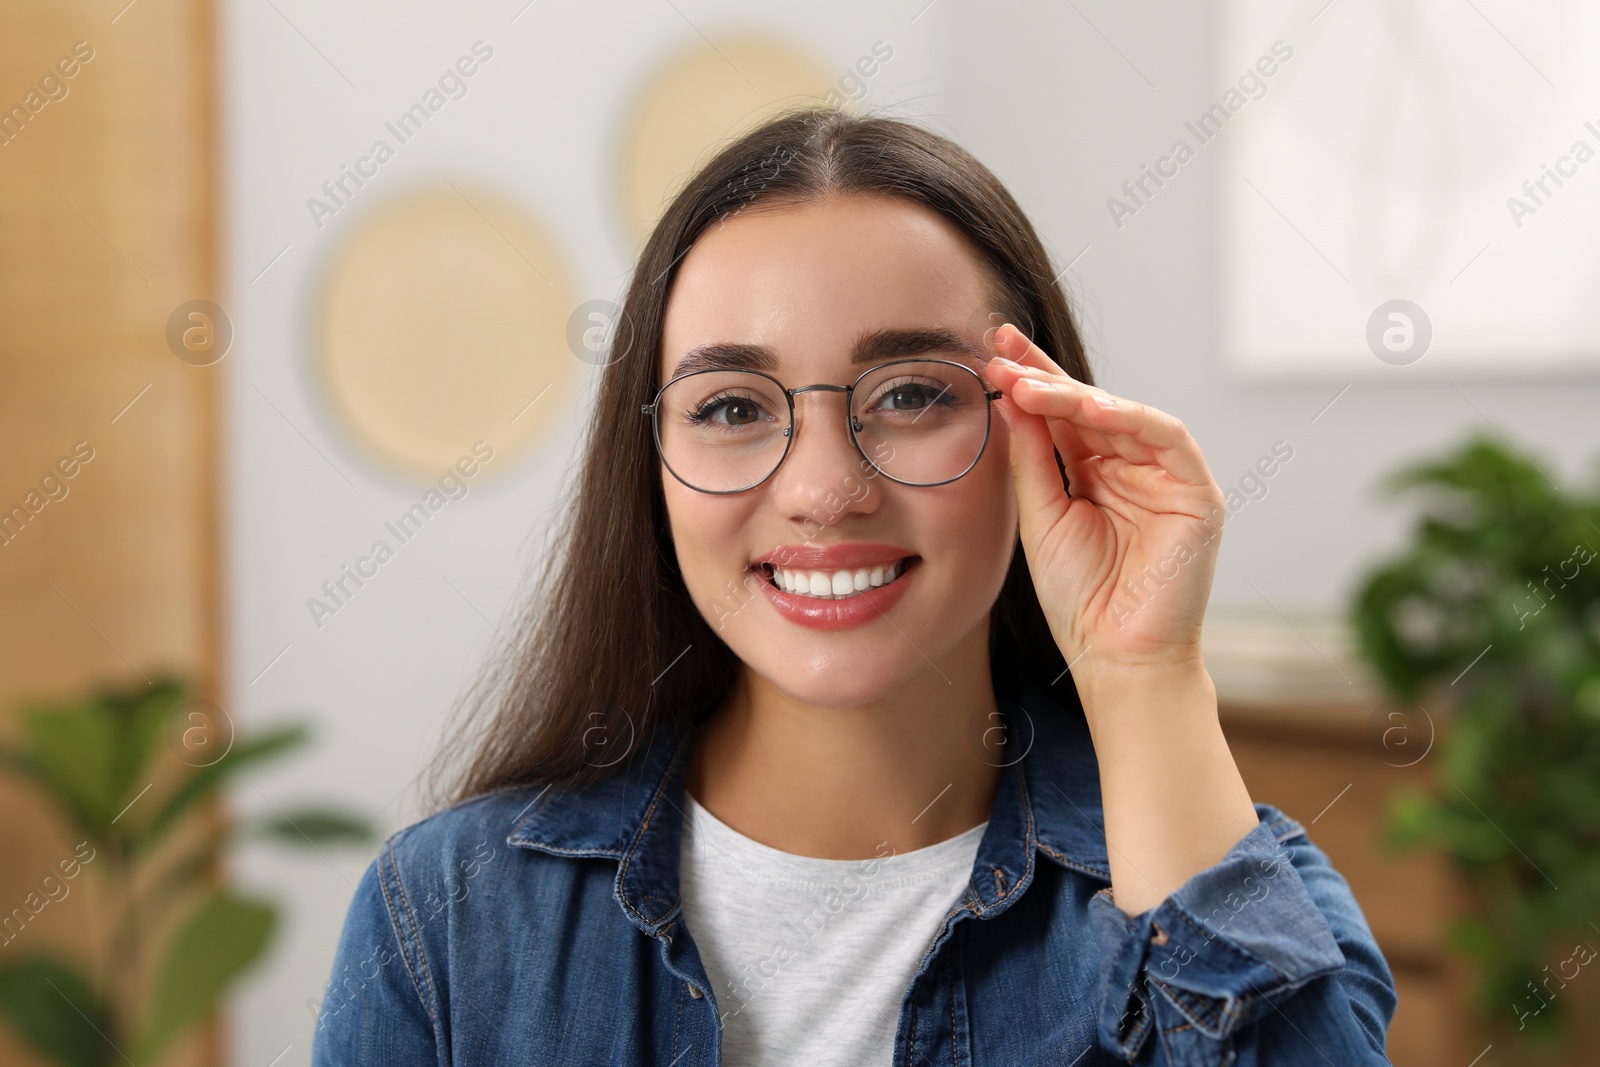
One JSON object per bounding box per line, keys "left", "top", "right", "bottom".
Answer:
{"left": 677, "top": 791, "right": 987, "bottom": 1067}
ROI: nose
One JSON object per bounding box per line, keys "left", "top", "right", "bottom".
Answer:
{"left": 767, "top": 389, "right": 883, "bottom": 524}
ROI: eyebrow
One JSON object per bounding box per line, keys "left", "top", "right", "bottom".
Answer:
{"left": 667, "top": 327, "right": 984, "bottom": 380}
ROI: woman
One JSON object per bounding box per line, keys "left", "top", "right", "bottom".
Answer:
{"left": 310, "top": 108, "right": 1397, "bottom": 1066}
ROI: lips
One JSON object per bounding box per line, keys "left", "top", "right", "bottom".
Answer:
{"left": 749, "top": 548, "right": 922, "bottom": 631}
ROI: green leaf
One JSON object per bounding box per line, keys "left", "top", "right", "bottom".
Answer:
{"left": 101, "top": 677, "right": 185, "bottom": 807}
{"left": 134, "top": 890, "right": 276, "bottom": 1063}
{"left": 135, "top": 724, "right": 309, "bottom": 851}
{"left": 1444, "top": 916, "right": 1497, "bottom": 967}
{"left": 1379, "top": 787, "right": 1438, "bottom": 852}
{"left": 1351, "top": 433, "right": 1600, "bottom": 1052}
{"left": 0, "top": 955, "right": 114, "bottom": 1067}
{"left": 247, "top": 807, "right": 373, "bottom": 845}
{"left": 0, "top": 743, "right": 105, "bottom": 844}
{"left": 16, "top": 699, "right": 122, "bottom": 838}
{"left": 1, "top": 677, "right": 187, "bottom": 844}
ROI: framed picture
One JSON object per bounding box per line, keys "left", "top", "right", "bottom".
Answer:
{"left": 1216, "top": 0, "right": 1600, "bottom": 379}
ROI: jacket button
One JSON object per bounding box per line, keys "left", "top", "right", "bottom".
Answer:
{"left": 688, "top": 983, "right": 704, "bottom": 999}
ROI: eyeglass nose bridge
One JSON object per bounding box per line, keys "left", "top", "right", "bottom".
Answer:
{"left": 784, "top": 382, "right": 863, "bottom": 436}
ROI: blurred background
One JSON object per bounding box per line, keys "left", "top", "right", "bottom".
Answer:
{"left": 3, "top": 1, "right": 1599, "bottom": 1064}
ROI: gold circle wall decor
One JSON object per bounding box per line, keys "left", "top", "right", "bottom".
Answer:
{"left": 621, "top": 37, "right": 834, "bottom": 240}
{"left": 315, "top": 185, "right": 574, "bottom": 481}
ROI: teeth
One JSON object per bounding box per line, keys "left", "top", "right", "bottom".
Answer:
{"left": 768, "top": 558, "right": 911, "bottom": 599}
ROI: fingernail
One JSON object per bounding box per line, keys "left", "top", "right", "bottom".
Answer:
{"left": 989, "top": 355, "right": 1018, "bottom": 368}
{"left": 1094, "top": 394, "right": 1117, "bottom": 408}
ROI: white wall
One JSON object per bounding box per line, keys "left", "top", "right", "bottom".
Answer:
{"left": 221, "top": 1, "right": 1600, "bottom": 1063}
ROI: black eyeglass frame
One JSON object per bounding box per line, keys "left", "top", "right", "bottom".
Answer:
{"left": 641, "top": 356, "right": 1005, "bottom": 495}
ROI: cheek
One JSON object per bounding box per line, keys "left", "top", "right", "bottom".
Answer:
{"left": 973, "top": 428, "right": 1018, "bottom": 529}
{"left": 997, "top": 425, "right": 1022, "bottom": 511}
{"left": 958, "top": 441, "right": 1020, "bottom": 580}
{"left": 909, "top": 454, "right": 1016, "bottom": 591}
{"left": 662, "top": 481, "right": 754, "bottom": 599}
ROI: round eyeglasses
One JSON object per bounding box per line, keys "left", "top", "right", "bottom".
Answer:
{"left": 642, "top": 358, "right": 1004, "bottom": 494}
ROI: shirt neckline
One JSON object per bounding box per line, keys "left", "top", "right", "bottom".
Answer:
{"left": 682, "top": 790, "right": 989, "bottom": 892}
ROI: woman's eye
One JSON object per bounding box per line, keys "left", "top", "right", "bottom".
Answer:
{"left": 691, "top": 396, "right": 765, "bottom": 425}
{"left": 876, "top": 382, "right": 945, "bottom": 411}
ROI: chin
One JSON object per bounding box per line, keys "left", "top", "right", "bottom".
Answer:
{"left": 767, "top": 673, "right": 907, "bottom": 710}
{"left": 745, "top": 644, "right": 921, "bottom": 709}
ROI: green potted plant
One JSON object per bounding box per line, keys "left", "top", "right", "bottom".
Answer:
{"left": 1351, "top": 433, "right": 1600, "bottom": 1057}
{"left": 0, "top": 675, "right": 371, "bottom": 1067}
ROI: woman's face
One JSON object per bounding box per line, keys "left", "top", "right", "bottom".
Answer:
{"left": 657, "top": 193, "right": 1019, "bottom": 707}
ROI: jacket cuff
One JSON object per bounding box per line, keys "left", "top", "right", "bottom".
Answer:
{"left": 1090, "top": 817, "right": 1347, "bottom": 1060}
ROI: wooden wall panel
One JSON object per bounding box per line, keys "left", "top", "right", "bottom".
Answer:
{"left": 0, "top": 1, "right": 220, "bottom": 1065}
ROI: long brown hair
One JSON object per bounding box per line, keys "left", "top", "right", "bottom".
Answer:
{"left": 424, "top": 107, "right": 1095, "bottom": 810}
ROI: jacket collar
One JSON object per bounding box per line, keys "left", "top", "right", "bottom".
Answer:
{"left": 506, "top": 677, "right": 1112, "bottom": 936}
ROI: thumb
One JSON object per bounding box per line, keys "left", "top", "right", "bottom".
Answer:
{"left": 998, "top": 396, "right": 1068, "bottom": 536}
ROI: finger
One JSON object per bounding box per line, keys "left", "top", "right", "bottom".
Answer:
{"left": 1034, "top": 390, "right": 1126, "bottom": 461}
{"left": 1040, "top": 404, "right": 1096, "bottom": 469}
{"left": 1090, "top": 454, "right": 1220, "bottom": 521}
{"left": 1008, "top": 377, "right": 1158, "bottom": 463}
{"left": 1058, "top": 452, "right": 1152, "bottom": 525}
{"left": 1034, "top": 401, "right": 1105, "bottom": 490}
{"left": 1005, "top": 376, "right": 1213, "bottom": 487}
{"left": 990, "top": 364, "right": 1140, "bottom": 462}
{"left": 991, "top": 322, "right": 1074, "bottom": 380}
{"left": 1000, "top": 397, "right": 1178, "bottom": 531}
{"left": 995, "top": 396, "right": 1069, "bottom": 535}
{"left": 985, "top": 324, "right": 1215, "bottom": 487}
{"left": 1001, "top": 396, "right": 1131, "bottom": 514}
{"left": 987, "top": 322, "right": 1191, "bottom": 466}
{"left": 990, "top": 321, "right": 1124, "bottom": 410}
{"left": 999, "top": 393, "right": 1128, "bottom": 527}
{"left": 985, "top": 361, "right": 1126, "bottom": 441}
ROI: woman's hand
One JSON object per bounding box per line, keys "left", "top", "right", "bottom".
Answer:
{"left": 984, "top": 323, "right": 1227, "bottom": 683}
{"left": 986, "top": 324, "right": 1258, "bottom": 916}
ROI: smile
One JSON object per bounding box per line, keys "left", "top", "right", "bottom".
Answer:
{"left": 761, "top": 556, "right": 918, "bottom": 599}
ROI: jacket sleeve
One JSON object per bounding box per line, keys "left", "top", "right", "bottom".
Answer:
{"left": 310, "top": 837, "right": 443, "bottom": 1067}
{"left": 1087, "top": 803, "right": 1397, "bottom": 1065}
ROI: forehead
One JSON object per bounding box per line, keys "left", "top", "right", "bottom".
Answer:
{"left": 659, "top": 195, "right": 996, "bottom": 380}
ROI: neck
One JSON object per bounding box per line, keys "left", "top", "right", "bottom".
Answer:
{"left": 684, "top": 622, "right": 1003, "bottom": 860}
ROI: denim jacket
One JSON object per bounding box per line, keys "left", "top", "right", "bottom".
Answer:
{"left": 310, "top": 677, "right": 1397, "bottom": 1065}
